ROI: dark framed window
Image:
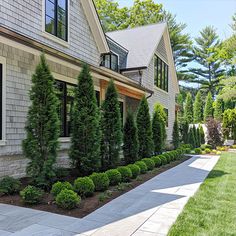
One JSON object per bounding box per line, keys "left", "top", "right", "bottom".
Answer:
{"left": 154, "top": 55, "right": 168, "bottom": 92}
{"left": 0, "top": 64, "right": 2, "bottom": 140}
{"left": 45, "top": 0, "right": 68, "bottom": 41}
{"left": 55, "top": 81, "right": 100, "bottom": 137}
{"left": 101, "top": 53, "right": 119, "bottom": 72}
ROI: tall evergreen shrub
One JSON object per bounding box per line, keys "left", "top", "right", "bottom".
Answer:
{"left": 123, "top": 111, "right": 139, "bottom": 164}
{"left": 181, "top": 120, "right": 189, "bottom": 144}
{"left": 199, "top": 125, "right": 205, "bottom": 144}
{"left": 172, "top": 118, "right": 180, "bottom": 149}
{"left": 184, "top": 93, "right": 193, "bottom": 124}
{"left": 22, "top": 54, "right": 60, "bottom": 187}
{"left": 155, "top": 103, "right": 167, "bottom": 144}
{"left": 214, "top": 98, "right": 224, "bottom": 121}
{"left": 193, "top": 90, "right": 203, "bottom": 123}
{"left": 136, "top": 97, "right": 154, "bottom": 159}
{"left": 69, "top": 64, "right": 101, "bottom": 175}
{"left": 100, "top": 80, "right": 122, "bottom": 170}
{"left": 189, "top": 127, "right": 196, "bottom": 148}
{"left": 204, "top": 92, "right": 214, "bottom": 122}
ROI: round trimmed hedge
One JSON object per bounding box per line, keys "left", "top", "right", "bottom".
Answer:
{"left": 163, "top": 153, "right": 171, "bottom": 163}
{"left": 89, "top": 173, "right": 110, "bottom": 191}
{"left": 117, "top": 166, "right": 132, "bottom": 182}
{"left": 74, "top": 177, "right": 95, "bottom": 197}
{"left": 158, "top": 155, "right": 168, "bottom": 165}
{"left": 105, "top": 169, "right": 122, "bottom": 186}
{"left": 151, "top": 156, "right": 162, "bottom": 167}
{"left": 127, "top": 164, "right": 140, "bottom": 179}
{"left": 142, "top": 158, "right": 155, "bottom": 170}
{"left": 20, "top": 185, "right": 44, "bottom": 205}
{"left": 55, "top": 189, "right": 81, "bottom": 210}
{"left": 51, "top": 181, "right": 73, "bottom": 197}
{"left": 135, "top": 161, "right": 148, "bottom": 174}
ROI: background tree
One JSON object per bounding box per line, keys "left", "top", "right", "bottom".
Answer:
{"left": 100, "top": 80, "right": 122, "bottom": 170}
{"left": 222, "top": 109, "right": 236, "bottom": 140}
{"left": 155, "top": 103, "right": 167, "bottom": 142}
{"left": 189, "top": 127, "right": 196, "bottom": 148}
{"left": 22, "top": 55, "right": 60, "bottom": 188}
{"left": 189, "top": 26, "right": 225, "bottom": 95}
{"left": 184, "top": 92, "right": 193, "bottom": 124}
{"left": 152, "top": 110, "right": 164, "bottom": 154}
{"left": 172, "top": 118, "right": 180, "bottom": 149}
{"left": 136, "top": 97, "right": 154, "bottom": 159}
{"left": 193, "top": 90, "right": 203, "bottom": 123}
{"left": 219, "top": 77, "right": 236, "bottom": 103}
{"left": 206, "top": 118, "right": 222, "bottom": 148}
{"left": 176, "top": 93, "right": 184, "bottom": 123}
{"left": 69, "top": 64, "right": 101, "bottom": 175}
{"left": 181, "top": 120, "right": 189, "bottom": 144}
{"left": 193, "top": 125, "right": 199, "bottom": 147}
{"left": 204, "top": 91, "right": 214, "bottom": 122}
{"left": 214, "top": 98, "right": 224, "bottom": 121}
{"left": 123, "top": 111, "right": 139, "bottom": 164}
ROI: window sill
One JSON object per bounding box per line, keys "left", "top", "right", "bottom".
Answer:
{"left": 0, "top": 140, "right": 7, "bottom": 146}
{"left": 59, "top": 137, "right": 71, "bottom": 143}
{"left": 42, "top": 32, "right": 69, "bottom": 48}
{"left": 154, "top": 86, "right": 168, "bottom": 95}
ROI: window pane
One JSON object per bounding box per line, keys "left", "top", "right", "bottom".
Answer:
{"left": 57, "top": 7, "right": 66, "bottom": 25}
{"left": 111, "top": 54, "right": 118, "bottom": 71}
{"left": 154, "top": 56, "right": 158, "bottom": 87}
{"left": 104, "top": 55, "right": 110, "bottom": 68}
{"left": 0, "top": 64, "right": 2, "bottom": 140}
{"left": 45, "top": 16, "right": 55, "bottom": 34}
{"left": 46, "top": 0, "right": 55, "bottom": 18}
{"left": 57, "top": 22, "right": 66, "bottom": 40}
{"left": 165, "top": 65, "right": 168, "bottom": 92}
{"left": 66, "top": 85, "right": 75, "bottom": 136}
{"left": 158, "top": 58, "right": 162, "bottom": 88}
{"left": 162, "top": 61, "right": 165, "bottom": 90}
{"left": 58, "top": 0, "right": 66, "bottom": 9}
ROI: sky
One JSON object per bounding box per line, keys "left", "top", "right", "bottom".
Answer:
{"left": 117, "top": 0, "right": 236, "bottom": 39}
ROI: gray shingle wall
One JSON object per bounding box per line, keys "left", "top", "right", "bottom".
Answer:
{"left": 0, "top": 0, "right": 100, "bottom": 66}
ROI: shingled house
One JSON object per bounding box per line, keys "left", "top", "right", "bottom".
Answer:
{"left": 0, "top": 0, "right": 179, "bottom": 177}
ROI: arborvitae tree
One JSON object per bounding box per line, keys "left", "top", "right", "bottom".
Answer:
{"left": 100, "top": 80, "right": 122, "bottom": 170}
{"left": 155, "top": 103, "right": 167, "bottom": 143}
{"left": 181, "top": 120, "right": 189, "bottom": 144}
{"left": 177, "top": 93, "right": 184, "bottom": 124}
{"left": 193, "top": 90, "right": 203, "bottom": 123}
{"left": 189, "top": 127, "right": 196, "bottom": 148}
{"left": 193, "top": 125, "right": 198, "bottom": 147}
{"left": 204, "top": 91, "right": 214, "bottom": 122}
{"left": 199, "top": 125, "right": 205, "bottom": 144}
{"left": 136, "top": 97, "right": 154, "bottom": 159}
{"left": 123, "top": 111, "right": 139, "bottom": 164}
{"left": 184, "top": 92, "right": 193, "bottom": 124}
{"left": 172, "top": 118, "right": 180, "bottom": 149}
{"left": 69, "top": 64, "right": 101, "bottom": 175}
{"left": 196, "top": 126, "right": 201, "bottom": 147}
{"left": 152, "top": 110, "right": 164, "bottom": 155}
{"left": 214, "top": 98, "right": 224, "bottom": 121}
{"left": 22, "top": 54, "right": 60, "bottom": 188}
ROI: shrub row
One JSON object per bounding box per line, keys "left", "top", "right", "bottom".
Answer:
{"left": 19, "top": 147, "right": 188, "bottom": 209}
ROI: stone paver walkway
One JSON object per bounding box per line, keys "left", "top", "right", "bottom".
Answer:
{"left": 0, "top": 155, "right": 219, "bottom": 236}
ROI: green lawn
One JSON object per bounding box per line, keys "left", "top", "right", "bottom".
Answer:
{"left": 168, "top": 152, "right": 236, "bottom": 236}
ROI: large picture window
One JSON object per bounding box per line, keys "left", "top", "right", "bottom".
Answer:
{"left": 55, "top": 81, "right": 100, "bottom": 137}
{"left": 45, "top": 0, "right": 68, "bottom": 41}
{"left": 154, "top": 55, "right": 169, "bottom": 92}
{"left": 0, "top": 64, "right": 2, "bottom": 140}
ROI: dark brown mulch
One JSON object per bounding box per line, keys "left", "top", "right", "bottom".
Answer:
{"left": 0, "top": 156, "right": 190, "bottom": 218}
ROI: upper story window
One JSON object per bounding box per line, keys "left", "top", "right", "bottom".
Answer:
{"left": 101, "top": 53, "right": 119, "bottom": 72}
{"left": 0, "top": 63, "right": 2, "bottom": 140}
{"left": 45, "top": 0, "right": 68, "bottom": 41}
{"left": 154, "top": 55, "right": 168, "bottom": 92}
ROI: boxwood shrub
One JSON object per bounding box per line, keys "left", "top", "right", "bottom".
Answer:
{"left": 117, "top": 166, "right": 132, "bottom": 182}
{"left": 142, "top": 158, "right": 155, "bottom": 170}
{"left": 20, "top": 185, "right": 44, "bottom": 204}
{"left": 127, "top": 164, "right": 140, "bottom": 179}
{"left": 151, "top": 156, "right": 162, "bottom": 167}
{"left": 163, "top": 153, "right": 171, "bottom": 163}
{"left": 105, "top": 169, "right": 122, "bottom": 186}
{"left": 158, "top": 155, "right": 168, "bottom": 165}
{"left": 135, "top": 161, "right": 148, "bottom": 174}
{"left": 89, "top": 173, "right": 110, "bottom": 191}
{"left": 55, "top": 189, "right": 81, "bottom": 210}
{"left": 194, "top": 148, "right": 202, "bottom": 154}
{"left": 0, "top": 176, "right": 21, "bottom": 196}
{"left": 51, "top": 181, "right": 73, "bottom": 197}
{"left": 74, "top": 177, "right": 95, "bottom": 197}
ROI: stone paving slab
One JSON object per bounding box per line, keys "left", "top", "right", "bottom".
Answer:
{"left": 0, "top": 155, "right": 219, "bottom": 236}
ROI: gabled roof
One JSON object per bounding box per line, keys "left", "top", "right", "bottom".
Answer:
{"left": 106, "top": 23, "right": 166, "bottom": 68}
{"left": 81, "top": 0, "right": 109, "bottom": 54}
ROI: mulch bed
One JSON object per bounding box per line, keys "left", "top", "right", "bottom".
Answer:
{"left": 0, "top": 156, "right": 190, "bottom": 218}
